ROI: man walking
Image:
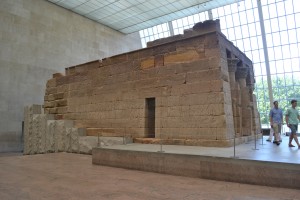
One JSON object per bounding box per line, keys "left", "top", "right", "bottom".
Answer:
{"left": 269, "top": 101, "right": 283, "bottom": 145}
{"left": 285, "top": 99, "right": 300, "bottom": 148}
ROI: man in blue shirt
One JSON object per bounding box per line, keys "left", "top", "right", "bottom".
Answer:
{"left": 269, "top": 101, "right": 283, "bottom": 145}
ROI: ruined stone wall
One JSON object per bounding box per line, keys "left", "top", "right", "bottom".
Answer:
{"left": 43, "top": 20, "right": 260, "bottom": 147}
{"left": 23, "top": 105, "right": 89, "bottom": 154}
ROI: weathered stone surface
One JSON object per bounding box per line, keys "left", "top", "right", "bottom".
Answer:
{"left": 140, "top": 57, "right": 154, "bottom": 69}
{"left": 32, "top": 114, "right": 54, "bottom": 154}
{"left": 24, "top": 107, "right": 136, "bottom": 155}
{"left": 46, "top": 78, "right": 57, "bottom": 88}
{"left": 53, "top": 93, "right": 65, "bottom": 100}
{"left": 53, "top": 73, "right": 64, "bottom": 78}
{"left": 46, "top": 120, "right": 56, "bottom": 153}
{"left": 66, "top": 127, "right": 86, "bottom": 153}
{"left": 193, "top": 19, "right": 221, "bottom": 33}
{"left": 55, "top": 99, "right": 67, "bottom": 107}
{"left": 23, "top": 105, "right": 42, "bottom": 155}
{"left": 44, "top": 101, "right": 55, "bottom": 108}
{"left": 154, "top": 54, "right": 164, "bottom": 67}
{"left": 164, "top": 50, "right": 200, "bottom": 64}
{"left": 79, "top": 136, "right": 97, "bottom": 154}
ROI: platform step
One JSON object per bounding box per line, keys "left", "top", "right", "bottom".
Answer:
{"left": 79, "top": 136, "right": 133, "bottom": 154}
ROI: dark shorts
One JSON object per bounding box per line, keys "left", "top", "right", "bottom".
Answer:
{"left": 289, "top": 124, "right": 298, "bottom": 134}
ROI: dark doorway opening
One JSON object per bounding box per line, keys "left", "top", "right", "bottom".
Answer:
{"left": 145, "top": 98, "right": 155, "bottom": 138}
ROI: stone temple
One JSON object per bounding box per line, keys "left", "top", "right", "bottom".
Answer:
{"left": 24, "top": 20, "right": 261, "bottom": 154}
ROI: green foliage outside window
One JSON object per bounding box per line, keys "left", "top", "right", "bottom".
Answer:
{"left": 254, "top": 75, "right": 300, "bottom": 125}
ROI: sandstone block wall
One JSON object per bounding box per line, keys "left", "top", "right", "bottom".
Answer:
{"left": 42, "top": 20, "right": 261, "bottom": 147}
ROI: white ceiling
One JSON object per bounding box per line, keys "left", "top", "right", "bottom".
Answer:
{"left": 47, "top": 0, "right": 241, "bottom": 34}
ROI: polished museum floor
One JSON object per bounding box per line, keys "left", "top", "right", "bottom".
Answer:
{"left": 0, "top": 136, "right": 299, "bottom": 200}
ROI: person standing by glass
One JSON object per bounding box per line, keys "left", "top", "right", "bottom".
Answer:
{"left": 285, "top": 99, "right": 300, "bottom": 148}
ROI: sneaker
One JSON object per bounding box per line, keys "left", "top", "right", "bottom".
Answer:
{"left": 289, "top": 144, "right": 295, "bottom": 147}
{"left": 276, "top": 142, "right": 280, "bottom": 146}
{"left": 273, "top": 141, "right": 280, "bottom": 145}
{"left": 266, "top": 139, "right": 271, "bottom": 142}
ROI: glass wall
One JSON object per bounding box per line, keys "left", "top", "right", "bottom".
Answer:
{"left": 139, "top": 0, "right": 300, "bottom": 129}
{"left": 139, "top": 23, "right": 170, "bottom": 48}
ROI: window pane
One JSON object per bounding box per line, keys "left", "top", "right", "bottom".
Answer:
{"left": 276, "top": 2, "right": 286, "bottom": 17}
{"left": 280, "top": 31, "right": 289, "bottom": 45}
{"left": 295, "top": 13, "right": 300, "bottom": 28}
{"left": 269, "top": 61, "right": 276, "bottom": 74}
{"left": 268, "top": 47, "right": 275, "bottom": 61}
{"left": 139, "top": 30, "right": 144, "bottom": 37}
{"left": 284, "top": 0, "right": 294, "bottom": 15}
{"left": 272, "top": 32, "right": 281, "bottom": 46}
{"left": 232, "top": 13, "right": 240, "bottom": 26}
{"left": 290, "top": 44, "right": 299, "bottom": 57}
{"left": 246, "top": 9, "right": 255, "bottom": 23}
{"left": 261, "top": 63, "right": 267, "bottom": 75}
{"left": 266, "top": 33, "right": 273, "bottom": 48}
{"left": 238, "top": 12, "right": 247, "bottom": 25}
{"left": 268, "top": 3, "right": 277, "bottom": 18}
{"left": 248, "top": 23, "right": 257, "bottom": 37}
{"left": 250, "top": 37, "right": 258, "bottom": 50}
{"left": 264, "top": 19, "right": 271, "bottom": 34}
{"left": 291, "top": 58, "right": 300, "bottom": 71}
{"left": 276, "top": 60, "right": 284, "bottom": 73}
{"left": 241, "top": 25, "right": 249, "bottom": 38}
{"left": 270, "top": 18, "right": 279, "bottom": 33}
{"left": 262, "top": 5, "right": 270, "bottom": 19}
{"left": 274, "top": 46, "right": 283, "bottom": 60}
{"left": 226, "top": 15, "right": 233, "bottom": 28}
{"left": 286, "top": 15, "right": 296, "bottom": 29}
{"left": 235, "top": 27, "right": 242, "bottom": 39}
{"left": 283, "top": 59, "right": 292, "bottom": 72}
{"left": 288, "top": 30, "right": 297, "bottom": 43}
{"left": 282, "top": 45, "right": 291, "bottom": 59}
{"left": 227, "top": 28, "right": 236, "bottom": 41}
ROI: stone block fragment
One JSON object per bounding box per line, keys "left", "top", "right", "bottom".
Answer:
{"left": 46, "top": 78, "right": 57, "bottom": 88}
{"left": 164, "top": 50, "right": 200, "bottom": 64}
{"left": 154, "top": 54, "right": 164, "bottom": 67}
{"left": 44, "top": 101, "right": 55, "bottom": 108}
{"left": 55, "top": 99, "right": 67, "bottom": 107}
{"left": 54, "top": 93, "right": 65, "bottom": 100}
{"left": 140, "top": 57, "right": 154, "bottom": 69}
{"left": 23, "top": 105, "right": 42, "bottom": 155}
{"left": 53, "top": 73, "right": 64, "bottom": 78}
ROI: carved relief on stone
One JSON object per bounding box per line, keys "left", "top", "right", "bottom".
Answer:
{"left": 227, "top": 58, "right": 239, "bottom": 73}
{"left": 235, "top": 67, "right": 249, "bottom": 80}
{"left": 246, "top": 65, "right": 255, "bottom": 86}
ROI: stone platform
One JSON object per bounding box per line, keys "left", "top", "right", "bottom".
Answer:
{"left": 134, "top": 134, "right": 260, "bottom": 147}
{"left": 92, "top": 136, "right": 300, "bottom": 190}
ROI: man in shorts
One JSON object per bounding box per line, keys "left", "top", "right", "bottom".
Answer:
{"left": 285, "top": 99, "right": 300, "bottom": 148}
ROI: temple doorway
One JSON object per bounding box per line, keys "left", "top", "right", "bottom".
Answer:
{"left": 145, "top": 98, "right": 155, "bottom": 138}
